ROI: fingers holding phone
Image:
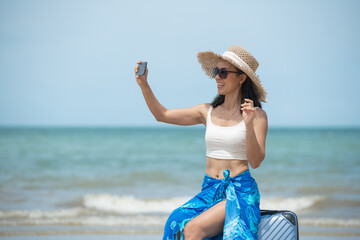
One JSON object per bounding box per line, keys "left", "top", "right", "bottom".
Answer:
{"left": 135, "top": 61, "right": 148, "bottom": 87}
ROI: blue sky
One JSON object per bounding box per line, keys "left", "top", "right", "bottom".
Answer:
{"left": 0, "top": 0, "right": 359, "bottom": 127}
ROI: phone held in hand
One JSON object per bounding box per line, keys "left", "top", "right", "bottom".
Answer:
{"left": 137, "top": 62, "right": 147, "bottom": 76}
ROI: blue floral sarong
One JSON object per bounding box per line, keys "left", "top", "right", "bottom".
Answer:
{"left": 163, "top": 169, "right": 261, "bottom": 240}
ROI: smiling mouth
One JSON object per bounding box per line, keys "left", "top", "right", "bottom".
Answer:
{"left": 217, "top": 84, "right": 224, "bottom": 88}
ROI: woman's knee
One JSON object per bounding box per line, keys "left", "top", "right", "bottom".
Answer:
{"left": 183, "top": 220, "right": 206, "bottom": 240}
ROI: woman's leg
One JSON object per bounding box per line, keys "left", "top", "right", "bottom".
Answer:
{"left": 183, "top": 200, "right": 226, "bottom": 240}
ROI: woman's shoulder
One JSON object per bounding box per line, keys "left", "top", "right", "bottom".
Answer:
{"left": 193, "top": 103, "right": 211, "bottom": 111}
{"left": 254, "top": 106, "right": 267, "bottom": 114}
{"left": 192, "top": 103, "right": 211, "bottom": 119}
{"left": 187, "top": 103, "right": 211, "bottom": 125}
{"left": 254, "top": 107, "right": 268, "bottom": 123}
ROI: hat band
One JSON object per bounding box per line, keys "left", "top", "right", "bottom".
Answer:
{"left": 222, "top": 51, "right": 253, "bottom": 73}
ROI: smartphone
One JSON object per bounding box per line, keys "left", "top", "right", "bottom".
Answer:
{"left": 137, "top": 62, "right": 147, "bottom": 76}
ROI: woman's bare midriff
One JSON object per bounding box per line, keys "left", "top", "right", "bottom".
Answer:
{"left": 205, "top": 157, "right": 249, "bottom": 179}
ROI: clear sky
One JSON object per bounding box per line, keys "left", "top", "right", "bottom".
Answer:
{"left": 0, "top": 0, "right": 359, "bottom": 127}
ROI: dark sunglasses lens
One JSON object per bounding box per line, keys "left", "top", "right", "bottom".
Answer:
{"left": 218, "top": 69, "right": 228, "bottom": 79}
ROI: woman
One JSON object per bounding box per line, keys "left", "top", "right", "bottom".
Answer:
{"left": 134, "top": 45, "right": 268, "bottom": 240}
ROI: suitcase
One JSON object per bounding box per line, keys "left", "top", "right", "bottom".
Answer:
{"left": 258, "top": 210, "right": 299, "bottom": 240}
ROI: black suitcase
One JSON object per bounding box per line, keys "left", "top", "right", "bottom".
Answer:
{"left": 258, "top": 210, "right": 299, "bottom": 240}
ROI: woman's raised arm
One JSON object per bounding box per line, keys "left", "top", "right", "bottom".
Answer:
{"left": 135, "top": 61, "right": 207, "bottom": 126}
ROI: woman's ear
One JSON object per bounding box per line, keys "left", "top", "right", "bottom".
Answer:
{"left": 238, "top": 73, "right": 247, "bottom": 85}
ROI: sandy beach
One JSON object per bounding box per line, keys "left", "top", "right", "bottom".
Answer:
{"left": 1, "top": 225, "right": 360, "bottom": 240}
{"left": 1, "top": 233, "right": 360, "bottom": 240}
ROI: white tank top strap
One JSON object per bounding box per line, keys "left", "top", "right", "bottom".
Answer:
{"left": 206, "top": 105, "right": 214, "bottom": 126}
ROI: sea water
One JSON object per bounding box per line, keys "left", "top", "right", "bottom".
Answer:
{"left": 0, "top": 126, "right": 360, "bottom": 237}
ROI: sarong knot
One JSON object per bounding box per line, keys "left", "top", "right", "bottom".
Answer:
{"left": 222, "top": 169, "right": 231, "bottom": 185}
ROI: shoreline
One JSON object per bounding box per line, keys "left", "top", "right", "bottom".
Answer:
{"left": 1, "top": 228, "right": 360, "bottom": 240}
{"left": 1, "top": 234, "right": 360, "bottom": 240}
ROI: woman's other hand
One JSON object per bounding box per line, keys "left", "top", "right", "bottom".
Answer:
{"left": 241, "top": 98, "right": 256, "bottom": 126}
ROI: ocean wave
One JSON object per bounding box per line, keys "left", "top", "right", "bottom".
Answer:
{"left": 2, "top": 211, "right": 360, "bottom": 228}
{"left": 81, "top": 194, "right": 326, "bottom": 214}
{"left": 0, "top": 194, "right": 358, "bottom": 227}
{"left": 301, "top": 218, "right": 360, "bottom": 227}
{"left": 82, "top": 194, "right": 191, "bottom": 214}
{"left": 0, "top": 213, "right": 166, "bottom": 226}
{"left": 260, "top": 195, "right": 326, "bottom": 212}
{"left": 0, "top": 207, "right": 83, "bottom": 219}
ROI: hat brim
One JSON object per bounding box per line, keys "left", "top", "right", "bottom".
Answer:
{"left": 197, "top": 50, "right": 267, "bottom": 103}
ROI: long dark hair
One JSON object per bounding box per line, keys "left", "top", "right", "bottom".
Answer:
{"left": 211, "top": 69, "right": 262, "bottom": 114}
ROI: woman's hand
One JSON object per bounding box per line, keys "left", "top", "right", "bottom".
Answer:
{"left": 241, "top": 98, "right": 256, "bottom": 126}
{"left": 134, "top": 61, "right": 149, "bottom": 87}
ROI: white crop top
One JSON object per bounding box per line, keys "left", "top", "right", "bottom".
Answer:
{"left": 205, "top": 105, "right": 255, "bottom": 160}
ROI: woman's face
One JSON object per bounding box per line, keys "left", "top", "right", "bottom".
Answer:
{"left": 214, "top": 59, "right": 245, "bottom": 96}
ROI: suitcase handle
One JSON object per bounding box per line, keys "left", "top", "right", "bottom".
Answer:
{"left": 261, "top": 209, "right": 298, "bottom": 225}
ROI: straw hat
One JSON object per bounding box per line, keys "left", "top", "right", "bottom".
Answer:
{"left": 197, "top": 45, "right": 267, "bottom": 102}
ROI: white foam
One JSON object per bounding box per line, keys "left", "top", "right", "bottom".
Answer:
{"left": 2, "top": 194, "right": 356, "bottom": 228}
{"left": 82, "top": 194, "right": 324, "bottom": 215}
{"left": 260, "top": 196, "right": 325, "bottom": 212}
{"left": 301, "top": 218, "right": 360, "bottom": 227}
{"left": 0, "top": 208, "right": 83, "bottom": 219}
{"left": 0, "top": 213, "right": 166, "bottom": 226}
{"left": 82, "top": 194, "right": 191, "bottom": 214}
{"left": 3, "top": 210, "right": 360, "bottom": 228}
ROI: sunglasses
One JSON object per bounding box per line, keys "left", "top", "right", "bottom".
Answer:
{"left": 212, "top": 67, "right": 240, "bottom": 79}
